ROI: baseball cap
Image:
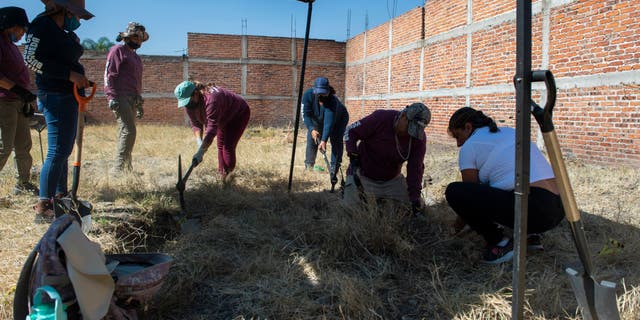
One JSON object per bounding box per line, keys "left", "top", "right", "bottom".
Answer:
{"left": 174, "top": 81, "right": 196, "bottom": 108}
{"left": 404, "top": 102, "right": 431, "bottom": 140}
{"left": 313, "top": 77, "right": 330, "bottom": 95}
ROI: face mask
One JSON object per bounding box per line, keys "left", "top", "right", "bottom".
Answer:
{"left": 126, "top": 41, "right": 141, "bottom": 50}
{"left": 63, "top": 15, "right": 81, "bottom": 32}
{"left": 9, "top": 33, "right": 18, "bottom": 43}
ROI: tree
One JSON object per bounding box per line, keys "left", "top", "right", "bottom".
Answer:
{"left": 81, "top": 36, "right": 115, "bottom": 52}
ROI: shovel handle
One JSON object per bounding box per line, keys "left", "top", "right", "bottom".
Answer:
{"left": 530, "top": 70, "right": 557, "bottom": 133}
{"left": 73, "top": 82, "right": 97, "bottom": 112}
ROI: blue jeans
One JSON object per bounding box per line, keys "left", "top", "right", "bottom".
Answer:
{"left": 305, "top": 116, "right": 348, "bottom": 174}
{"left": 38, "top": 92, "right": 78, "bottom": 199}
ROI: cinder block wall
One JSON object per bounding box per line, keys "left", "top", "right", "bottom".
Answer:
{"left": 345, "top": 1, "right": 639, "bottom": 166}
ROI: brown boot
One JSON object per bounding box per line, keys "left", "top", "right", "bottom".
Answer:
{"left": 33, "top": 199, "right": 55, "bottom": 224}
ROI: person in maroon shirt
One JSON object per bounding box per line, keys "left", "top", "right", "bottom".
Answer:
{"left": 343, "top": 103, "right": 431, "bottom": 214}
{"left": 104, "top": 22, "right": 148, "bottom": 172}
{"left": 174, "top": 80, "right": 251, "bottom": 182}
{"left": 0, "top": 6, "right": 39, "bottom": 195}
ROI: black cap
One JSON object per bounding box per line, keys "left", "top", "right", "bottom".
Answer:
{"left": 0, "top": 7, "right": 29, "bottom": 31}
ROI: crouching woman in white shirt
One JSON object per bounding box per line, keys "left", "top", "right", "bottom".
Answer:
{"left": 445, "top": 107, "right": 564, "bottom": 264}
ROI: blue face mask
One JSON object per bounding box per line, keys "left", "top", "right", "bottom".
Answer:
{"left": 9, "top": 33, "right": 18, "bottom": 43}
{"left": 63, "top": 15, "right": 81, "bottom": 32}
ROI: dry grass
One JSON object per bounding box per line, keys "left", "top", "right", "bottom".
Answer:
{"left": 0, "top": 123, "right": 638, "bottom": 319}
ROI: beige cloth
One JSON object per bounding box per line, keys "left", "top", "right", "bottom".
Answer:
{"left": 343, "top": 172, "right": 410, "bottom": 206}
{"left": 57, "top": 222, "right": 115, "bottom": 320}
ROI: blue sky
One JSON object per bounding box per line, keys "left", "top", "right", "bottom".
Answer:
{"left": 6, "top": 0, "right": 424, "bottom": 56}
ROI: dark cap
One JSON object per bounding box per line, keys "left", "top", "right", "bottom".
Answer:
{"left": 313, "top": 77, "right": 330, "bottom": 95}
{"left": 0, "top": 7, "right": 29, "bottom": 31}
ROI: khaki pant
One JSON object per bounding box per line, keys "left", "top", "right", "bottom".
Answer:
{"left": 112, "top": 95, "right": 137, "bottom": 171}
{"left": 342, "top": 172, "right": 409, "bottom": 207}
{"left": 0, "top": 98, "right": 33, "bottom": 183}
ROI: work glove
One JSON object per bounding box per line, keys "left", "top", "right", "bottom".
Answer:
{"left": 192, "top": 147, "right": 205, "bottom": 167}
{"left": 348, "top": 152, "right": 360, "bottom": 171}
{"left": 108, "top": 99, "right": 120, "bottom": 112}
{"left": 10, "top": 85, "right": 36, "bottom": 104}
{"left": 134, "top": 95, "right": 144, "bottom": 119}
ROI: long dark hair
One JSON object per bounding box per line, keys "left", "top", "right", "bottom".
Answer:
{"left": 447, "top": 107, "right": 499, "bottom": 134}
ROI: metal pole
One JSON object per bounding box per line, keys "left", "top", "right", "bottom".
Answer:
{"left": 288, "top": 0, "right": 314, "bottom": 192}
{"left": 512, "top": 0, "right": 532, "bottom": 318}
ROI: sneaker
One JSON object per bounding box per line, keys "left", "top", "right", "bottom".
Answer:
{"left": 14, "top": 181, "right": 39, "bottom": 195}
{"left": 33, "top": 199, "right": 55, "bottom": 224}
{"left": 527, "top": 234, "right": 544, "bottom": 251}
{"left": 482, "top": 238, "right": 514, "bottom": 264}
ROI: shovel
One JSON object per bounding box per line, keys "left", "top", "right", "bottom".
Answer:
{"left": 320, "top": 149, "right": 338, "bottom": 192}
{"left": 529, "top": 70, "right": 620, "bottom": 320}
{"left": 58, "top": 82, "right": 97, "bottom": 233}
{"left": 175, "top": 154, "right": 200, "bottom": 233}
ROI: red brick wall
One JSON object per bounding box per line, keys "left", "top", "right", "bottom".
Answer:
{"left": 58, "top": 34, "right": 344, "bottom": 127}
{"left": 423, "top": 36, "right": 466, "bottom": 89}
{"left": 344, "top": 0, "right": 640, "bottom": 167}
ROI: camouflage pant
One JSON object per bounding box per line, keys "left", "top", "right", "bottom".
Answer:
{"left": 112, "top": 95, "right": 139, "bottom": 171}
{"left": 0, "top": 98, "right": 33, "bottom": 183}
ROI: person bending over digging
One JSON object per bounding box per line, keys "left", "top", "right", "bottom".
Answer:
{"left": 174, "top": 80, "right": 251, "bottom": 182}
{"left": 343, "top": 103, "right": 430, "bottom": 215}
{"left": 0, "top": 7, "right": 39, "bottom": 196}
{"left": 302, "top": 77, "right": 349, "bottom": 186}
{"left": 104, "top": 22, "right": 149, "bottom": 172}
{"left": 445, "top": 107, "right": 564, "bottom": 264}
{"left": 24, "top": 0, "right": 94, "bottom": 221}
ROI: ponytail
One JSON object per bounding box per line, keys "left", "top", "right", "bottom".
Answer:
{"left": 448, "top": 107, "right": 499, "bottom": 134}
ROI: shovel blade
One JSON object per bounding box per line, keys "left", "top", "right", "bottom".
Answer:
{"left": 566, "top": 267, "right": 620, "bottom": 320}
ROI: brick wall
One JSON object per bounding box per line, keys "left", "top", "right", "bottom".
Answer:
{"left": 39, "top": 34, "right": 345, "bottom": 127}
{"left": 345, "top": 0, "right": 640, "bottom": 167}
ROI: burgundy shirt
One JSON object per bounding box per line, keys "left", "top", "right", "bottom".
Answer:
{"left": 104, "top": 44, "right": 143, "bottom": 100}
{"left": 0, "top": 33, "right": 31, "bottom": 99}
{"left": 187, "top": 86, "right": 250, "bottom": 145}
{"left": 345, "top": 110, "right": 427, "bottom": 202}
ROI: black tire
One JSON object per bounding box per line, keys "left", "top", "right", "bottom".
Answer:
{"left": 13, "top": 247, "right": 37, "bottom": 320}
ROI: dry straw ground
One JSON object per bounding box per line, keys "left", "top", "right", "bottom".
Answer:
{"left": 0, "top": 124, "right": 638, "bottom": 319}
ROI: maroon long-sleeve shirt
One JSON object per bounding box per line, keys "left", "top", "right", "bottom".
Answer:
{"left": 0, "top": 33, "right": 30, "bottom": 99}
{"left": 345, "top": 110, "right": 426, "bottom": 202}
{"left": 186, "top": 86, "right": 250, "bottom": 145}
{"left": 103, "top": 44, "right": 142, "bottom": 101}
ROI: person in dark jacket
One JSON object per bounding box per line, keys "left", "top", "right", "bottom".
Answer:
{"left": 174, "top": 80, "right": 251, "bottom": 182}
{"left": 302, "top": 77, "right": 349, "bottom": 184}
{"left": 24, "top": 0, "right": 94, "bottom": 221}
{"left": 0, "top": 6, "right": 39, "bottom": 196}
{"left": 343, "top": 103, "right": 431, "bottom": 214}
{"left": 104, "top": 22, "right": 149, "bottom": 172}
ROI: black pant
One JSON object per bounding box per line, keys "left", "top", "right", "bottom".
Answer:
{"left": 445, "top": 182, "right": 565, "bottom": 245}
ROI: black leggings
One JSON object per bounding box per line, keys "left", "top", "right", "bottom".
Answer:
{"left": 445, "top": 182, "right": 565, "bottom": 246}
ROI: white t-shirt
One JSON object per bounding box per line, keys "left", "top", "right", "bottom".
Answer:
{"left": 458, "top": 126, "right": 554, "bottom": 190}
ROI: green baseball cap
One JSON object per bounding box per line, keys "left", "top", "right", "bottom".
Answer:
{"left": 174, "top": 81, "right": 195, "bottom": 108}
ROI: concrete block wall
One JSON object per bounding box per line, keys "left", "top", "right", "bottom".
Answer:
{"left": 345, "top": 0, "right": 640, "bottom": 166}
